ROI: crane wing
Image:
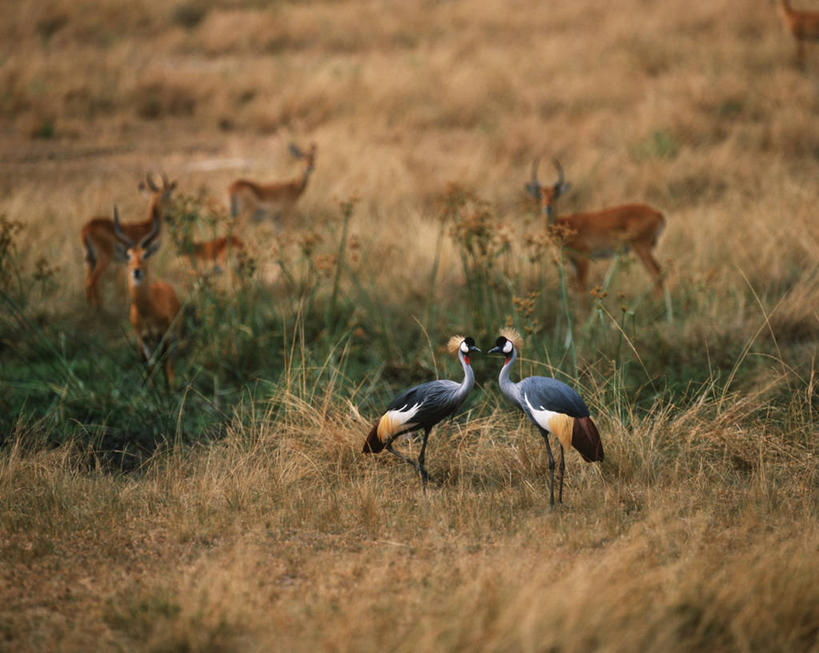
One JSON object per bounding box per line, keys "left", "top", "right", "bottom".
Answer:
{"left": 383, "top": 380, "right": 463, "bottom": 433}
{"left": 519, "top": 377, "right": 590, "bottom": 418}
{"left": 364, "top": 380, "right": 466, "bottom": 453}
{"left": 519, "top": 377, "right": 603, "bottom": 462}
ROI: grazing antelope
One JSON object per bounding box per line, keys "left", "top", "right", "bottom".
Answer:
{"left": 81, "top": 173, "right": 177, "bottom": 307}
{"left": 488, "top": 329, "right": 603, "bottom": 507}
{"left": 228, "top": 143, "right": 317, "bottom": 228}
{"left": 527, "top": 158, "right": 666, "bottom": 296}
{"left": 363, "top": 335, "right": 480, "bottom": 489}
{"left": 776, "top": 0, "right": 819, "bottom": 66}
{"left": 113, "top": 207, "right": 181, "bottom": 387}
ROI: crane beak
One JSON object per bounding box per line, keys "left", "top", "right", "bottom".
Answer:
{"left": 469, "top": 346, "right": 481, "bottom": 353}
{"left": 487, "top": 345, "right": 502, "bottom": 355}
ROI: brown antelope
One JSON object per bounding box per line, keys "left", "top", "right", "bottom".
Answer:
{"left": 113, "top": 207, "right": 181, "bottom": 387}
{"left": 527, "top": 158, "right": 666, "bottom": 297}
{"left": 81, "top": 173, "right": 177, "bottom": 307}
{"left": 227, "top": 143, "right": 316, "bottom": 228}
{"left": 776, "top": 0, "right": 819, "bottom": 66}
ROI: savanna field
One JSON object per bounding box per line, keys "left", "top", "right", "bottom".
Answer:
{"left": 1, "top": 0, "right": 818, "bottom": 650}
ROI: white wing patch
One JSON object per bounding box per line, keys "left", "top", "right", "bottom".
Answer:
{"left": 378, "top": 401, "right": 423, "bottom": 440}
{"left": 524, "top": 393, "right": 573, "bottom": 449}
{"left": 524, "top": 394, "right": 559, "bottom": 432}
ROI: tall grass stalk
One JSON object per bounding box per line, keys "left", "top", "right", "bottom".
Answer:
{"left": 423, "top": 219, "right": 447, "bottom": 330}
{"left": 326, "top": 198, "right": 355, "bottom": 332}
{"left": 555, "top": 247, "right": 577, "bottom": 379}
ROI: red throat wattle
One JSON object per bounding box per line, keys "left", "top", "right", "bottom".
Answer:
{"left": 505, "top": 357, "right": 510, "bottom": 364}
{"left": 464, "top": 355, "right": 470, "bottom": 365}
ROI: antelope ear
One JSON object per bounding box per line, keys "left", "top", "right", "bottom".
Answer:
{"left": 138, "top": 181, "right": 151, "bottom": 198}
{"left": 144, "top": 240, "right": 161, "bottom": 259}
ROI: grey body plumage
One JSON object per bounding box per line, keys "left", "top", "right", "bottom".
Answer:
{"left": 517, "top": 376, "right": 590, "bottom": 420}
{"left": 383, "top": 378, "right": 472, "bottom": 434}
{"left": 363, "top": 336, "right": 480, "bottom": 488}
{"left": 489, "top": 332, "right": 603, "bottom": 506}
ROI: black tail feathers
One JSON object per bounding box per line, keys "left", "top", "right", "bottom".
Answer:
{"left": 363, "top": 420, "right": 384, "bottom": 454}
{"left": 572, "top": 416, "right": 604, "bottom": 462}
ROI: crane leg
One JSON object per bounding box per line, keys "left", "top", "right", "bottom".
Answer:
{"left": 558, "top": 442, "right": 565, "bottom": 504}
{"left": 416, "top": 427, "right": 432, "bottom": 490}
{"left": 539, "top": 429, "right": 556, "bottom": 508}
{"left": 385, "top": 438, "right": 416, "bottom": 467}
{"left": 385, "top": 428, "right": 430, "bottom": 488}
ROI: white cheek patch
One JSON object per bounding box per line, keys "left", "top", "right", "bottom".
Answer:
{"left": 503, "top": 340, "right": 513, "bottom": 354}
{"left": 460, "top": 341, "right": 469, "bottom": 354}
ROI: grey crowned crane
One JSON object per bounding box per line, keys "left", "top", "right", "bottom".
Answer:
{"left": 363, "top": 335, "right": 480, "bottom": 487}
{"left": 488, "top": 328, "right": 603, "bottom": 507}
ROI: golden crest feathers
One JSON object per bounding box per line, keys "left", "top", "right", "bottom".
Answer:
{"left": 499, "top": 327, "right": 523, "bottom": 350}
{"left": 447, "top": 334, "right": 466, "bottom": 354}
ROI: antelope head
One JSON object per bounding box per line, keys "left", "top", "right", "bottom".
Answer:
{"left": 526, "top": 158, "right": 571, "bottom": 223}
{"left": 113, "top": 206, "right": 161, "bottom": 286}
{"left": 289, "top": 142, "right": 317, "bottom": 170}
{"left": 138, "top": 172, "right": 177, "bottom": 210}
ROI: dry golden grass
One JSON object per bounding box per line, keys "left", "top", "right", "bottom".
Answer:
{"left": 1, "top": 0, "right": 818, "bottom": 650}
{"left": 1, "top": 380, "right": 816, "bottom": 650}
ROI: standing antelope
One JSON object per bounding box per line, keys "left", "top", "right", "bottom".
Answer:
{"left": 113, "top": 208, "right": 181, "bottom": 387}
{"left": 81, "top": 173, "right": 177, "bottom": 307}
{"left": 527, "top": 158, "right": 666, "bottom": 296}
{"left": 227, "top": 143, "right": 316, "bottom": 228}
{"left": 776, "top": 0, "right": 819, "bottom": 66}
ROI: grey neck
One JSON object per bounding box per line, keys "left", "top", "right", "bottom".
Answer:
{"left": 498, "top": 346, "right": 522, "bottom": 407}
{"left": 455, "top": 348, "right": 476, "bottom": 404}
{"left": 300, "top": 164, "right": 314, "bottom": 191}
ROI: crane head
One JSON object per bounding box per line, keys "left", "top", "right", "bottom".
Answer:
{"left": 448, "top": 335, "right": 480, "bottom": 354}
{"left": 488, "top": 336, "right": 513, "bottom": 356}
{"left": 488, "top": 328, "right": 522, "bottom": 360}
{"left": 448, "top": 335, "right": 480, "bottom": 364}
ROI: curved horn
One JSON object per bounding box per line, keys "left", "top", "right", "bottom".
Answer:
{"left": 161, "top": 172, "right": 171, "bottom": 189}
{"left": 525, "top": 157, "right": 542, "bottom": 198}
{"left": 112, "top": 205, "right": 135, "bottom": 248}
{"left": 145, "top": 172, "right": 160, "bottom": 193}
{"left": 531, "top": 158, "right": 541, "bottom": 186}
{"left": 552, "top": 158, "right": 565, "bottom": 188}
{"left": 138, "top": 212, "right": 161, "bottom": 250}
